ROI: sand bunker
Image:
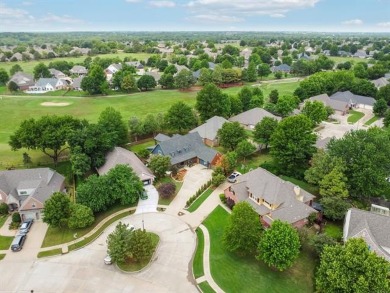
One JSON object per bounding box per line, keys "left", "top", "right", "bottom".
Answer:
{"left": 41, "top": 102, "right": 71, "bottom": 107}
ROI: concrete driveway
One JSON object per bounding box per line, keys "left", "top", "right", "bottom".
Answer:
{"left": 0, "top": 213, "right": 198, "bottom": 293}
{"left": 135, "top": 185, "right": 159, "bottom": 214}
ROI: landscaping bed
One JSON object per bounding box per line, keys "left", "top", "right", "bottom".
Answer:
{"left": 187, "top": 188, "right": 214, "bottom": 213}
{"left": 156, "top": 177, "right": 183, "bottom": 205}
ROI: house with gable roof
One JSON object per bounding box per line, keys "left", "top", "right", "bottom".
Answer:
{"left": 70, "top": 65, "right": 88, "bottom": 76}
{"left": 0, "top": 168, "right": 65, "bottom": 221}
{"left": 229, "top": 108, "right": 281, "bottom": 130}
{"left": 329, "top": 91, "right": 375, "bottom": 110}
{"left": 190, "top": 116, "right": 229, "bottom": 147}
{"left": 224, "top": 167, "right": 317, "bottom": 228}
{"left": 8, "top": 72, "right": 35, "bottom": 91}
{"left": 151, "top": 132, "right": 220, "bottom": 168}
{"left": 27, "top": 78, "right": 68, "bottom": 93}
{"left": 309, "top": 93, "right": 349, "bottom": 115}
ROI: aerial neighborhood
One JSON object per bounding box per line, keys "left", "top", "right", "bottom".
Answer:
{"left": 0, "top": 7, "right": 390, "bottom": 293}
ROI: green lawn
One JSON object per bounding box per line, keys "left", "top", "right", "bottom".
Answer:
{"left": 280, "top": 176, "right": 320, "bottom": 196}
{"left": 0, "top": 235, "right": 13, "bottom": 250}
{"left": 0, "top": 52, "right": 151, "bottom": 74}
{"left": 193, "top": 228, "right": 205, "bottom": 278}
{"left": 364, "top": 115, "right": 379, "bottom": 126}
{"left": 203, "top": 206, "right": 315, "bottom": 293}
{"left": 187, "top": 188, "right": 214, "bottom": 213}
{"left": 117, "top": 232, "right": 159, "bottom": 272}
{"left": 0, "top": 253, "right": 5, "bottom": 260}
{"left": 129, "top": 138, "right": 155, "bottom": 154}
{"left": 324, "top": 221, "right": 343, "bottom": 241}
{"left": 0, "top": 215, "right": 8, "bottom": 229}
{"left": 156, "top": 177, "right": 183, "bottom": 205}
{"left": 236, "top": 151, "right": 273, "bottom": 174}
{"left": 37, "top": 248, "right": 62, "bottom": 258}
{"left": 198, "top": 281, "right": 216, "bottom": 293}
{"left": 328, "top": 56, "right": 368, "bottom": 65}
{"left": 42, "top": 204, "right": 136, "bottom": 247}
{"left": 347, "top": 110, "right": 365, "bottom": 124}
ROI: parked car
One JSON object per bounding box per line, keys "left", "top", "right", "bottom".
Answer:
{"left": 104, "top": 255, "right": 112, "bottom": 265}
{"left": 19, "top": 219, "right": 34, "bottom": 235}
{"left": 140, "top": 189, "right": 148, "bottom": 200}
{"left": 11, "top": 234, "right": 27, "bottom": 252}
{"left": 128, "top": 224, "right": 135, "bottom": 232}
{"left": 228, "top": 171, "right": 241, "bottom": 183}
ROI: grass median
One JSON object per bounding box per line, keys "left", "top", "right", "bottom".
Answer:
{"left": 193, "top": 228, "right": 205, "bottom": 278}
{"left": 187, "top": 188, "right": 214, "bottom": 213}
{"left": 198, "top": 281, "right": 216, "bottom": 293}
{"left": 37, "top": 248, "right": 62, "bottom": 258}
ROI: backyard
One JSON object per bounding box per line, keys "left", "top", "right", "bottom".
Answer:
{"left": 203, "top": 206, "right": 316, "bottom": 293}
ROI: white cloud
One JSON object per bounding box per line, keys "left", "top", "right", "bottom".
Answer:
{"left": 125, "top": 0, "right": 142, "bottom": 3}
{"left": 191, "top": 14, "right": 243, "bottom": 23}
{"left": 149, "top": 1, "right": 176, "bottom": 7}
{"left": 270, "top": 13, "right": 285, "bottom": 18}
{"left": 342, "top": 19, "right": 363, "bottom": 25}
{"left": 41, "top": 13, "right": 83, "bottom": 24}
{"left": 377, "top": 21, "right": 390, "bottom": 27}
{"left": 0, "top": 4, "right": 30, "bottom": 19}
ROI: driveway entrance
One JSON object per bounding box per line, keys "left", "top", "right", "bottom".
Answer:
{"left": 135, "top": 185, "right": 159, "bottom": 214}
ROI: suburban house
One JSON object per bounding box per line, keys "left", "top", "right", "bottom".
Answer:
{"left": 224, "top": 167, "right": 317, "bottom": 228}
{"left": 0, "top": 168, "right": 65, "bottom": 221}
{"left": 329, "top": 91, "right": 376, "bottom": 110}
{"left": 70, "top": 65, "right": 88, "bottom": 76}
{"left": 190, "top": 116, "right": 229, "bottom": 147}
{"left": 126, "top": 61, "right": 145, "bottom": 75}
{"left": 371, "top": 77, "right": 389, "bottom": 89}
{"left": 97, "top": 147, "right": 155, "bottom": 186}
{"left": 105, "top": 63, "right": 122, "bottom": 81}
{"left": 353, "top": 50, "right": 368, "bottom": 58}
{"left": 297, "top": 52, "right": 311, "bottom": 60}
{"left": 343, "top": 207, "right": 390, "bottom": 262}
{"left": 145, "top": 70, "right": 161, "bottom": 82}
{"left": 71, "top": 76, "right": 84, "bottom": 91}
{"left": 229, "top": 107, "right": 281, "bottom": 130}
{"left": 271, "top": 64, "right": 291, "bottom": 73}
{"left": 27, "top": 78, "right": 68, "bottom": 93}
{"left": 49, "top": 68, "right": 67, "bottom": 79}
{"left": 8, "top": 72, "right": 35, "bottom": 91}
{"left": 151, "top": 132, "right": 220, "bottom": 168}
{"left": 309, "top": 93, "right": 349, "bottom": 115}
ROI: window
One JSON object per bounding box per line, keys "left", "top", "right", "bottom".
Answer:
{"left": 32, "top": 203, "right": 36, "bottom": 208}
{"left": 19, "top": 191, "right": 27, "bottom": 195}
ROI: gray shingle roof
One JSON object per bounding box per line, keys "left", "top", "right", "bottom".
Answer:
{"left": 9, "top": 72, "right": 34, "bottom": 87}
{"left": 154, "top": 133, "right": 171, "bottom": 143}
{"left": 190, "top": 116, "right": 229, "bottom": 141}
{"left": 97, "top": 147, "right": 154, "bottom": 182}
{"left": 0, "top": 168, "right": 65, "bottom": 210}
{"left": 344, "top": 208, "right": 390, "bottom": 261}
{"left": 309, "top": 93, "right": 349, "bottom": 112}
{"left": 70, "top": 65, "right": 88, "bottom": 74}
{"left": 230, "top": 167, "right": 317, "bottom": 225}
{"left": 152, "top": 132, "right": 218, "bottom": 165}
{"left": 72, "top": 76, "right": 84, "bottom": 89}
{"left": 271, "top": 64, "right": 291, "bottom": 72}
{"left": 35, "top": 78, "right": 59, "bottom": 88}
{"left": 330, "top": 91, "right": 375, "bottom": 107}
{"left": 229, "top": 108, "right": 281, "bottom": 126}
{"left": 371, "top": 77, "right": 389, "bottom": 88}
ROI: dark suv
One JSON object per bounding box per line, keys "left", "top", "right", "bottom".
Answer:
{"left": 11, "top": 234, "right": 27, "bottom": 252}
{"left": 19, "top": 219, "right": 34, "bottom": 235}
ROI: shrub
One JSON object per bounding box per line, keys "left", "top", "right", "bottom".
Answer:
{"left": 212, "top": 173, "right": 226, "bottom": 186}
{"left": 226, "top": 197, "right": 235, "bottom": 209}
{"left": 157, "top": 183, "right": 176, "bottom": 199}
{"left": 138, "top": 149, "right": 150, "bottom": 160}
{"left": 307, "top": 212, "right": 318, "bottom": 226}
{"left": 0, "top": 203, "right": 8, "bottom": 215}
{"left": 12, "top": 212, "right": 21, "bottom": 223}
{"left": 170, "top": 165, "right": 178, "bottom": 177}
{"left": 219, "top": 193, "right": 227, "bottom": 204}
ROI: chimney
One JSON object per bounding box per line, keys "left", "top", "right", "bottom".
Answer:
{"left": 294, "top": 186, "right": 303, "bottom": 202}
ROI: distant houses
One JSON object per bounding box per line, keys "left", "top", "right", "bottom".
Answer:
{"left": 371, "top": 77, "right": 389, "bottom": 89}
{"left": 309, "top": 93, "right": 349, "bottom": 115}
{"left": 330, "top": 91, "right": 375, "bottom": 110}
{"left": 70, "top": 65, "right": 88, "bottom": 76}
{"left": 8, "top": 72, "right": 35, "bottom": 91}
{"left": 271, "top": 64, "right": 291, "bottom": 73}
{"left": 27, "top": 78, "right": 68, "bottom": 93}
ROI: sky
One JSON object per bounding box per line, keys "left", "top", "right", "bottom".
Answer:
{"left": 1, "top": 0, "right": 390, "bottom": 32}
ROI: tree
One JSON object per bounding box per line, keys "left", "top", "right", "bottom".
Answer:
{"left": 142, "top": 114, "right": 159, "bottom": 136}
{"left": 107, "top": 222, "right": 132, "bottom": 264}
{"left": 22, "top": 152, "right": 32, "bottom": 166}
{"left": 0, "top": 203, "right": 8, "bottom": 215}
{"left": 219, "top": 151, "right": 238, "bottom": 175}
{"left": 238, "top": 86, "right": 253, "bottom": 112}
{"left": 270, "top": 115, "right": 316, "bottom": 176}
{"left": 81, "top": 64, "right": 109, "bottom": 95}
{"left": 158, "top": 73, "right": 175, "bottom": 89}
{"left": 9, "top": 115, "right": 81, "bottom": 165}
{"left": 236, "top": 140, "right": 256, "bottom": 162}
{"left": 157, "top": 183, "right": 176, "bottom": 199}
{"left": 0, "top": 68, "right": 9, "bottom": 85}
{"left": 164, "top": 64, "right": 177, "bottom": 75}
{"left": 377, "top": 84, "right": 390, "bottom": 105}
{"left": 320, "top": 197, "right": 351, "bottom": 220}
{"left": 316, "top": 238, "right": 390, "bottom": 293}
{"left": 128, "top": 229, "right": 155, "bottom": 262}
{"left": 275, "top": 95, "right": 298, "bottom": 117}
{"left": 269, "top": 89, "right": 279, "bottom": 104}
{"left": 257, "top": 220, "right": 300, "bottom": 271}
{"left": 245, "top": 61, "right": 257, "bottom": 82}
{"left": 76, "top": 175, "right": 112, "bottom": 213}
{"left": 384, "top": 109, "right": 390, "bottom": 127}
{"left": 309, "top": 233, "right": 336, "bottom": 256}
{"left": 137, "top": 75, "right": 156, "bottom": 91}
{"left": 217, "top": 122, "right": 247, "bottom": 151}
{"left": 165, "top": 102, "right": 197, "bottom": 132}
{"left": 319, "top": 167, "right": 349, "bottom": 199}
{"left": 257, "top": 63, "right": 271, "bottom": 79}
{"left": 128, "top": 116, "right": 144, "bottom": 142}
{"left": 229, "top": 95, "right": 243, "bottom": 116}
{"left": 198, "top": 68, "right": 212, "bottom": 85}
{"left": 253, "top": 117, "right": 279, "bottom": 149}
{"left": 149, "top": 156, "right": 171, "bottom": 178}
{"left": 67, "top": 203, "right": 94, "bottom": 229}
{"left": 33, "top": 62, "right": 50, "bottom": 79}
{"left": 174, "top": 69, "right": 196, "bottom": 90}
{"left": 195, "top": 83, "right": 230, "bottom": 122}
{"left": 43, "top": 192, "right": 71, "bottom": 228}
{"left": 274, "top": 71, "right": 283, "bottom": 79}
{"left": 212, "top": 167, "right": 226, "bottom": 186}
{"left": 70, "top": 146, "right": 91, "bottom": 177}
{"left": 9, "top": 64, "right": 23, "bottom": 75}
{"left": 121, "top": 74, "right": 136, "bottom": 92}
{"left": 302, "top": 100, "right": 329, "bottom": 126}
{"left": 223, "top": 202, "right": 262, "bottom": 255}
{"left": 373, "top": 99, "right": 388, "bottom": 117}
{"left": 98, "top": 107, "right": 128, "bottom": 145}
{"left": 8, "top": 80, "right": 19, "bottom": 92}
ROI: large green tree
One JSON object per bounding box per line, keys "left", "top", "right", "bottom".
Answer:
{"left": 174, "top": 69, "right": 196, "bottom": 90}
{"left": 81, "top": 64, "right": 108, "bottom": 95}
{"left": 275, "top": 95, "right": 298, "bottom": 117}
{"left": 195, "top": 83, "right": 230, "bottom": 122}
{"left": 316, "top": 238, "right": 390, "bottom": 293}
{"left": 149, "top": 156, "right": 171, "bottom": 179}
{"left": 67, "top": 203, "right": 95, "bottom": 229}
{"left": 43, "top": 192, "right": 71, "bottom": 228}
{"left": 128, "top": 229, "right": 155, "bottom": 262}
{"left": 253, "top": 117, "right": 279, "bottom": 149}
{"left": 217, "top": 122, "right": 247, "bottom": 151}
{"left": 33, "top": 62, "right": 51, "bottom": 79}
{"left": 98, "top": 107, "right": 128, "bottom": 145}
{"left": 107, "top": 222, "right": 133, "bottom": 264}
{"left": 236, "top": 140, "right": 256, "bottom": 162}
{"left": 137, "top": 75, "right": 157, "bottom": 91}
{"left": 319, "top": 167, "right": 349, "bottom": 199}
{"left": 158, "top": 73, "right": 175, "bottom": 89}
{"left": 270, "top": 115, "right": 316, "bottom": 176}
{"left": 165, "top": 102, "right": 197, "bottom": 133}
{"left": 257, "top": 220, "right": 300, "bottom": 271}
{"left": 9, "top": 115, "right": 82, "bottom": 165}
{"left": 302, "top": 100, "right": 329, "bottom": 126}
{"left": 223, "top": 202, "right": 262, "bottom": 255}
{"left": 0, "top": 68, "right": 9, "bottom": 85}
{"left": 373, "top": 99, "right": 388, "bottom": 117}
{"left": 9, "top": 64, "right": 23, "bottom": 75}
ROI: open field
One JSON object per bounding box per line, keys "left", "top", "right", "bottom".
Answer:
{"left": 328, "top": 56, "right": 369, "bottom": 64}
{"left": 0, "top": 52, "right": 152, "bottom": 74}
{"left": 203, "top": 206, "right": 316, "bottom": 293}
